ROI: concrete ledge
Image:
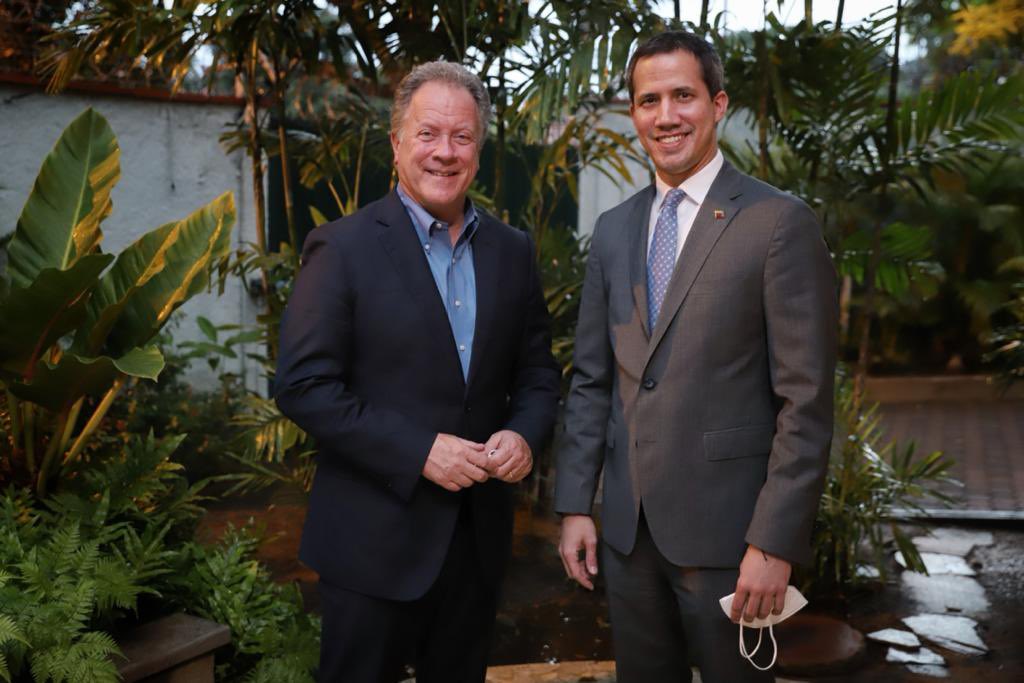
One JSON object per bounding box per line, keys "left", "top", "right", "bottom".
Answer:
{"left": 892, "top": 507, "right": 1024, "bottom": 522}
{"left": 865, "top": 375, "right": 1024, "bottom": 403}
{"left": 116, "top": 613, "right": 231, "bottom": 683}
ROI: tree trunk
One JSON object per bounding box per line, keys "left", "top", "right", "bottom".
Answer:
{"left": 270, "top": 51, "right": 299, "bottom": 265}
{"left": 755, "top": 31, "right": 769, "bottom": 179}
{"left": 276, "top": 98, "right": 299, "bottom": 262}
{"left": 853, "top": 0, "right": 902, "bottom": 409}
{"left": 242, "top": 53, "right": 270, "bottom": 307}
{"left": 494, "top": 58, "right": 507, "bottom": 221}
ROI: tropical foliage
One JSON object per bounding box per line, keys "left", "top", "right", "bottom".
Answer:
{"left": 804, "top": 372, "right": 958, "bottom": 595}
{"left": 0, "top": 108, "right": 234, "bottom": 499}
{"left": 0, "top": 110, "right": 317, "bottom": 681}
{"left": 0, "top": 430, "right": 318, "bottom": 683}
{"left": 2, "top": 1, "right": 1021, "bottom": 622}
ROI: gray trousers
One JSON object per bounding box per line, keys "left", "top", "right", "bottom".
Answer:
{"left": 602, "top": 511, "right": 775, "bottom": 683}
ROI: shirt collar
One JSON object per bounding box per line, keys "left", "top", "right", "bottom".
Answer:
{"left": 396, "top": 184, "right": 480, "bottom": 243}
{"left": 653, "top": 148, "right": 724, "bottom": 211}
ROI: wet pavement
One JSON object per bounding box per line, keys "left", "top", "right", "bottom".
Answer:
{"left": 876, "top": 399, "right": 1024, "bottom": 519}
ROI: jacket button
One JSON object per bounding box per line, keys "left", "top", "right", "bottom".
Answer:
{"left": 642, "top": 378, "right": 657, "bottom": 390}
{"left": 464, "top": 405, "right": 472, "bottom": 413}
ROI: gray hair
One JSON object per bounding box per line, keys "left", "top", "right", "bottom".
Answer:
{"left": 390, "top": 61, "right": 492, "bottom": 144}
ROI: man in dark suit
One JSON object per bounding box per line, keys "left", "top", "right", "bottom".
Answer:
{"left": 275, "top": 61, "right": 560, "bottom": 683}
{"left": 555, "top": 31, "right": 838, "bottom": 682}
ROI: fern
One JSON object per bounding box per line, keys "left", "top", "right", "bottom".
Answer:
{"left": 29, "top": 631, "right": 120, "bottom": 683}
{"left": 161, "top": 526, "right": 319, "bottom": 682}
{"left": 1, "top": 389, "right": 313, "bottom": 683}
{"left": 0, "top": 614, "right": 27, "bottom": 683}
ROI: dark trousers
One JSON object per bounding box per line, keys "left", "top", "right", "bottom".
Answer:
{"left": 316, "top": 502, "right": 499, "bottom": 683}
{"left": 602, "top": 509, "right": 775, "bottom": 683}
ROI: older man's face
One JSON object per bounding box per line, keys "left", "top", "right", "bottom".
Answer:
{"left": 391, "top": 81, "right": 480, "bottom": 223}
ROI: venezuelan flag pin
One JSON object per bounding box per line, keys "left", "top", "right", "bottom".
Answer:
{"left": 713, "top": 209, "right": 726, "bottom": 219}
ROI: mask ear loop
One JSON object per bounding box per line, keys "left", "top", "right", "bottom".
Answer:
{"left": 739, "top": 624, "right": 778, "bottom": 671}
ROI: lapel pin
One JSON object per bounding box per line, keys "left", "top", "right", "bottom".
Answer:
{"left": 713, "top": 209, "right": 726, "bottom": 220}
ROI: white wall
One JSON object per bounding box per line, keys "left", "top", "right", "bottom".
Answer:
{"left": 0, "top": 84, "right": 261, "bottom": 392}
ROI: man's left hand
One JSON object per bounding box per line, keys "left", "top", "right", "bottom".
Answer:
{"left": 483, "top": 430, "right": 532, "bottom": 482}
{"left": 730, "top": 544, "right": 792, "bottom": 623}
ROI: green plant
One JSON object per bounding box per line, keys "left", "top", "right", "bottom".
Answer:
{"left": 803, "top": 371, "right": 959, "bottom": 597}
{"left": 0, "top": 429, "right": 319, "bottom": 682}
{"left": 164, "top": 526, "right": 319, "bottom": 682}
{"left": 718, "top": 7, "right": 1024, "bottom": 397}
{"left": 0, "top": 108, "right": 234, "bottom": 499}
{"left": 985, "top": 259, "right": 1024, "bottom": 388}
{"left": 0, "top": 431, "right": 203, "bottom": 683}
{"left": 176, "top": 316, "right": 263, "bottom": 374}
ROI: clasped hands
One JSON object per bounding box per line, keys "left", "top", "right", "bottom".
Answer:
{"left": 422, "top": 430, "right": 531, "bottom": 492}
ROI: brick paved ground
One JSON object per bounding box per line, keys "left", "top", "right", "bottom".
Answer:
{"left": 876, "top": 400, "right": 1024, "bottom": 518}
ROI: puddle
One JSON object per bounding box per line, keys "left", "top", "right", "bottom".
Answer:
{"left": 900, "top": 571, "right": 991, "bottom": 616}
{"left": 906, "top": 663, "right": 950, "bottom": 677}
{"left": 867, "top": 628, "right": 921, "bottom": 648}
{"left": 895, "top": 551, "right": 976, "bottom": 576}
{"left": 855, "top": 564, "right": 881, "bottom": 579}
{"left": 912, "top": 528, "right": 995, "bottom": 557}
{"left": 885, "top": 647, "right": 945, "bottom": 665}
{"left": 902, "top": 614, "right": 988, "bottom": 655}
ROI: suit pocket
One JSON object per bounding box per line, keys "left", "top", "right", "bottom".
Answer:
{"left": 703, "top": 424, "right": 775, "bottom": 461}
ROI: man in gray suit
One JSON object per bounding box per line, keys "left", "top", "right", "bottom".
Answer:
{"left": 555, "top": 31, "right": 838, "bottom": 682}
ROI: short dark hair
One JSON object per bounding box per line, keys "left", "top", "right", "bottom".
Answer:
{"left": 626, "top": 31, "right": 726, "bottom": 102}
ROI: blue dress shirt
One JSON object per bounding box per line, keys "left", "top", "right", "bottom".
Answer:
{"left": 396, "top": 185, "right": 479, "bottom": 380}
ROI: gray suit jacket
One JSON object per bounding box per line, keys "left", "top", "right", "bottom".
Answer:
{"left": 555, "top": 159, "right": 838, "bottom": 567}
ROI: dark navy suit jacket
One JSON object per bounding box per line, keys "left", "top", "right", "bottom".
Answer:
{"left": 275, "top": 190, "right": 560, "bottom": 601}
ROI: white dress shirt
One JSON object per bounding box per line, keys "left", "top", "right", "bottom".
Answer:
{"left": 647, "top": 149, "right": 725, "bottom": 263}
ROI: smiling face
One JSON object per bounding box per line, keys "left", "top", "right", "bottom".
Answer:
{"left": 390, "top": 81, "right": 481, "bottom": 224}
{"left": 629, "top": 49, "right": 728, "bottom": 187}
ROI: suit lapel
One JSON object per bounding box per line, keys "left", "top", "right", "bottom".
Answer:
{"left": 627, "top": 186, "right": 658, "bottom": 337}
{"left": 645, "top": 162, "right": 746, "bottom": 360}
{"left": 374, "top": 191, "right": 465, "bottom": 386}
{"left": 466, "top": 216, "right": 498, "bottom": 389}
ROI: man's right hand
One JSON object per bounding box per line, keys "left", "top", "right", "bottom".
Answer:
{"left": 559, "top": 514, "right": 599, "bottom": 590}
{"left": 422, "top": 433, "right": 489, "bottom": 492}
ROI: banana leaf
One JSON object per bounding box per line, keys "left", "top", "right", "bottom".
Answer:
{"left": 5, "top": 109, "right": 119, "bottom": 289}
{"left": 0, "top": 254, "right": 113, "bottom": 377}
{"left": 76, "top": 192, "right": 235, "bottom": 357}
{"left": 7, "top": 346, "right": 164, "bottom": 412}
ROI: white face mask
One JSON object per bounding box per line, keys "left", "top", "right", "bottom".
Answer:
{"left": 718, "top": 584, "right": 808, "bottom": 671}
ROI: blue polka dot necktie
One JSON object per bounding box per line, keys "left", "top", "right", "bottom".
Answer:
{"left": 647, "top": 188, "right": 686, "bottom": 330}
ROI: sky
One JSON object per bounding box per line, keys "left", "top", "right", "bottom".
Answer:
{"left": 653, "top": 0, "right": 900, "bottom": 31}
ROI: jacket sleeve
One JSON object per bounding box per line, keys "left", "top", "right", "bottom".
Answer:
{"left": 502, "top": 232, "right": 562, "bottom": 458}
{"left": 745, "top": 199, "right": 838, "bottom": 565}
{"left": 554, "top": 216, "right": 614, "bottom": 515}
{"left": 273, "top": 228, "right": 436, "bottom": 502}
